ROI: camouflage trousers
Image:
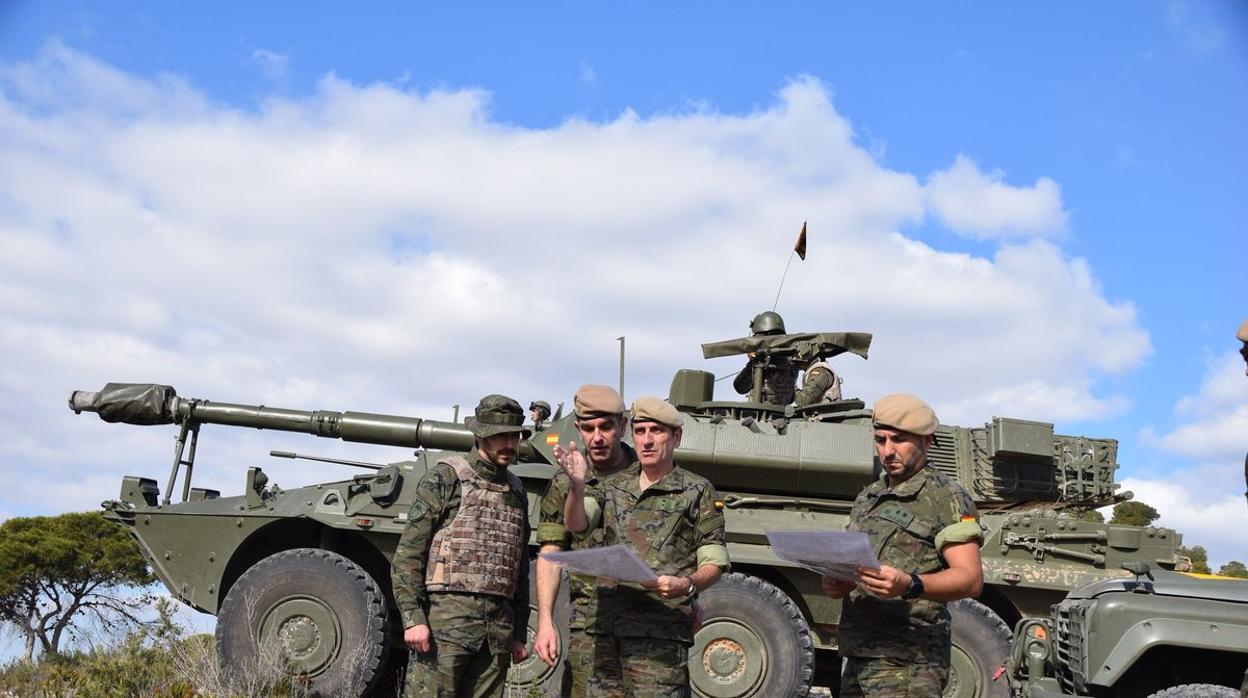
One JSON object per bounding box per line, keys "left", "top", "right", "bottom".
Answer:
{"left": 567, "top": 628, "right": 593, "bottom": 697}
{"left": 586, "top": 635, "right": 689, "bottom": 698}
{"left": 840, "top": 656, "right": 948, "bottom": 698}
{"left": 403, "top": 641, "right": 509, "bottom": 698}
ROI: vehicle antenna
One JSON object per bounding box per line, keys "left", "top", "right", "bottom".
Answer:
{"left": 771, "top": 221, "right": 807, "bottom": 311}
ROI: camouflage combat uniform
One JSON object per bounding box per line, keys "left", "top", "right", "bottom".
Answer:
{"left": 838, "top": 465, "right": 981, "bottom": 698}
{"left": 795, "top": 361, "right": 842, "bottom": 407}
{"left": 392, "top": 454, "right": 531, "bottom": 698}
{"left": 536, "top": 442, "right": 635, "bottom": 696}
{"left": 586, "top": 462, "right": 727, "bottom": 697}
{"left": 732, "top": 354, "right": 799, "bottom": 405}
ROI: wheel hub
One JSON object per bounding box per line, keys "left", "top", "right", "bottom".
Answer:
{"left": 504, "top": 616, "right": 557, "bottom": 687}
{"left": 703, "top": 639, "right": 746, "bottom": 680}
{"left": 945, "top": 644, "right": 979, "bottom": 698}
{"left": 259, "top": 596, "right": 342, "bottom": 677}
{"left": 690, "top": 619, "right": 766, "bottom": 698}
{"left": 279, "top": 615, "right": 322, "bottom": 657}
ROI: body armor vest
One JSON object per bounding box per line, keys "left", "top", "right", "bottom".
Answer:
{"left": 425, "top": 457, "right": 526, "bottom": 598}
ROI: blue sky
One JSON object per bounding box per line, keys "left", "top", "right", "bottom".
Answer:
{"left": 0, "top": 1, "right": 1245, "bottom": 575}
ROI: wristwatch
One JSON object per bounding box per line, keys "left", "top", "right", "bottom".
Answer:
{"left": 685, "top": 576, "right": 698, "bottom": 598}
{"left": 901, "top": 571, "right": 924, "bottom": 600}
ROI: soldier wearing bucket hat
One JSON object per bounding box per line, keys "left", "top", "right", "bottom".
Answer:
{"left": 822, "top": 393, "right": 984, "bottom": 697}
{"left": 534, "top": 384, "right": 636, "bottom": 693}
{"left": 559, "top": 396, "right": 729, "bottom": 696}
{"left": 392, "top": 394, "right": 532, "bottom": 697}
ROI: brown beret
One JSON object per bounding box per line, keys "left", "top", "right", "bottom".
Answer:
{"left": 1237, "top": 320, "right": 1248, "bottom": 343}
{"left": 630, "top": 395, "right": 684, "bottom": 429}
{"left": 574, "top": 384, "right": 626, "bottom": 417}
{"left": 873, "top": 393, "right": 938, "bottom": 436}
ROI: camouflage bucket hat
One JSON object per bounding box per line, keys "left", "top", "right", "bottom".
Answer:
{"left": 465, "top": 394, "right": 532, "bottom": 439}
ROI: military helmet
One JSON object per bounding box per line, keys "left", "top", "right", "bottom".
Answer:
{"left": 750, "top": 311, "right": 786, "bottom": 336}
{"left": 529, "top": 400, "right": 552, "bottom": 421}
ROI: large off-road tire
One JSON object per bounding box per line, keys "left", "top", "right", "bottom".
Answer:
{"left": 946, "top": 599, "right": 1011, "bottom": 698}
{"left": 691, "top": 572, "right": 814, "bottom": 697}
{"left": 1145, "top": 684, "right": 1240, "bottom": 698}
{"left": 216, "top": 548, "right": 390, "bottom": 697}
{"left": 506, "top": 560, "right": 571, "bottom": 698}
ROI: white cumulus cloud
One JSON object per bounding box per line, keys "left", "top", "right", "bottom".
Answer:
{"left": 926, "top": 154, "right": 1069, "bottom": 240}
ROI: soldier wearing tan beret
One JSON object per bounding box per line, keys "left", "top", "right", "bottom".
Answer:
{"left": 822, "top": 393, "right": 984, "bottom": 698}
{"left": 533, "top": 384, "right": 635, "bottom": 694}
{"left": 1237, "top": 319, "right": 1248, "bottom": 377}
{"left": 558, "top": 396, "right": 729, "bottom": 697}
{"left": 1238, "top": 321, "right": 1248, "bottom": 506}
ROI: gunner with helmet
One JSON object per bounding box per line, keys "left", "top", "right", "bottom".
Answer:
{"left": 732, "top": 311, "right": 802, "bottom": 405}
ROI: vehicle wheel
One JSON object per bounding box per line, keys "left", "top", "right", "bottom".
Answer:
{"left": 691, "top": 572, "right": 814, "bottom": 697}
{"left": 1146, "top": 684, "right": 1240, "bottom": 698}
{"left": 216, "top": 548, "right": 390, "bottom": 697}
{"left": 945, "top": 599, "right": 1011, "bottom": 698}
{"left": 506, "top": 560, "right": 571, "bottom": 698}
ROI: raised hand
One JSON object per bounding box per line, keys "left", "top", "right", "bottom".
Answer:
{"left": 553, "top": 441, "right": 589, "bottom": 490}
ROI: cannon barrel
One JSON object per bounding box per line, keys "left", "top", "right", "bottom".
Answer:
{"left": 69, "top": 383, "right": 476, "bottom": 453}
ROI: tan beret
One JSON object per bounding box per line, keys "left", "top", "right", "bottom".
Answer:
{"left": 1237, "top": 320, "right": 1248, "bottom": 343}
{"left": 630, "top": 395, "right": 684, "bottom": 429}
{"left": 574, "top": 384, "right": 626, "bottom": 417}
{"left": 873, "top": 393, "right": 938, "bottom": 436}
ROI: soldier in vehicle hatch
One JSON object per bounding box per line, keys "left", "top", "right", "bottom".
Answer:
{"left": 733, "top": 310, "right": 801, "bottom": 405}
{"left": 559, "top": 396, "right": 729, "bottom": 697}
{"left": 391, "top": 394, "right": 532, "bottom": 698}
{"left": 534, "top": 384, "right": 636, "bottom": 696}
{"left": 530, "top": 400, "right": 552, "bottom": 430}
{"left": 821, "top": 393, "right": 984, "bottom": 698}
{"left": 795, "top": 356, "right": 843, "bottom": 407}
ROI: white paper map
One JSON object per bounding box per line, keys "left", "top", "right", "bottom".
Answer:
{"left": 765, "top": 530, "right": 880, "bottom": 582}
{"left": 540, "top": 544, "right": 658, "bottom": 583}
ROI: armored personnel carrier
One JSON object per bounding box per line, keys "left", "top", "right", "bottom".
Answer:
{"left": 69, "top": 331, "right": 1186, "bottom": 697}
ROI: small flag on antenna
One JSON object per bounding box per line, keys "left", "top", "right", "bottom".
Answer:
{"left": 794, "top": 221, "right": 807, "bottom": 260}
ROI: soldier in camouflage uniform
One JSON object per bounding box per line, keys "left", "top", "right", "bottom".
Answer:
{"left": 534, "top": 385, "right": 636, "bottom": 696}
{"left": 822, "top": 393, "right": 984, "bottom": 698}
{"left": 733, "top": 311, "right": 800, "bottom": 405}
{"left": 558, "top": 396, "right": 729, "bottom": 697}
{"left": 391, "top": 394, "right": 532, "bottom": 698}
{"left": 795, "top": 358, "right": 843, "bottom": 407}
{"left": 1239, "top": 320, "right": 1248, "bottom": 505}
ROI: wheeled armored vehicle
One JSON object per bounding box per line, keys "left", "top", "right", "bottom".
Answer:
{"left": 69, "top": 331, "right": 1187, "bottom": 696}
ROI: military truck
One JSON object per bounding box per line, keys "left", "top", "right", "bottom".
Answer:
{"left": 68, "top": 331, "right": 1186, "bottom": 697}
{"left": 1006, "top": 563, "right": 1248, "bottom": 697}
